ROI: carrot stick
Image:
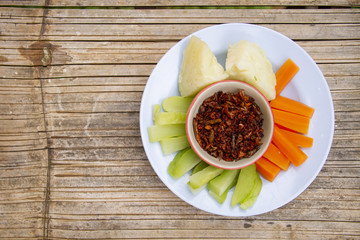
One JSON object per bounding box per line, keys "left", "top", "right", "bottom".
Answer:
{"left": 275, "top": 59, "right": 300, "bottom": 96}
{"left": 272, "top": 108, "right": 310, "bottom": 135}
{"left": 263, "top": 143, "right": 291, "bottom": 171}
{"left": 279, "top": 128, "right": 314, "bottom": 148}
{"left": 270, "top": 95, "right": 315, "bottom": 118}
{"left": 272, "top": 125, "right": 308, "bottom": 167}
{"left": 255, "top": 157, "right": 281, "bottom": 182}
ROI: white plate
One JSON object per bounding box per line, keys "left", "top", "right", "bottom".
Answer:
{"left": 139, "top": 23, "right": 334, "bottom": 216}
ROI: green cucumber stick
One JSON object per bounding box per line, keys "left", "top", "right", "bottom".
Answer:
{"left": 160, "top": 135, "right": 190, "bottom": 155}
{"left": 153, "top": 104, "right": 161, "bottom": 120}
{"left": 154, "top": 112, "right": 186, "bottom": 125}
{"left": 209, "top": 175, "right": 238, "bottom": 204}
{"left": 192, "top": 161, "right": 209, "bottom": 175}
{"left": 148, "top": 124, "right": 186, "bottom": 142}
{"left": 168, "top": 148, "right": 201, "bottom": 179}
{"left": 162, "top": 96, "right": 194, "bottom": 112}
{"left": 208, "top": 169, "right": 240, "bottom": 196}
{"left": 240, "top": 173, "right": 263, "bottom": 210}
{"left": 188, "top": 165, "right": 224, "bottom": 189}
{"left": 187, "top": 161, "right": 210, "bottom": 195}
{"left": 168, "top": 147, "right": 189, "bottom": 177}
{"left": 231, "top": 164, "right": 257, "bottom": 207}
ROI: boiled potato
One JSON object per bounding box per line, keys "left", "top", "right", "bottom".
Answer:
{"left": 178, "top": 36, "right": 228, "bottom": 97}
{"left": 225, "top": 40, "right": 276, "bottom": 100}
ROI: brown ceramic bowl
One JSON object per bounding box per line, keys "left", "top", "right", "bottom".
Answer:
{"left": 186, "top": 80, "right": 274, "bottom": 170}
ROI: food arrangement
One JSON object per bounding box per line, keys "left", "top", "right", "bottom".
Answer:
{"left": 147, "top": 35, "right": 315, "bottom": 210}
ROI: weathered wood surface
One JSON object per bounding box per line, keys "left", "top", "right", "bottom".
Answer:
{"left": 0, "top": 3, "right": 359, "bottom": 240}
{"left": 1, "top": 0, "right": 359, "bottom": 7}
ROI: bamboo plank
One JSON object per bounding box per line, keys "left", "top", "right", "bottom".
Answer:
{"left": 51, "top": 148, "right": 147, "bottom": 163}
{"left": 41, "top": 8, "right": 360, "bottom": 24}
{"left": 49, "top": 163, "right": 359, "bottom": 178}
{"left": 42, "top": 24, "right": 360, "bottom": 41}
{"left": 0, "top": 0, "right": 45, "bottom": 6}
{"left": 0, "top": 7, "right": 44, "bottom": 18}
{"left": 0, "top": 4, "right": 359, "bottom": 240}
{"left": 43, "top": 92, "right": 142, "bottom": 104}
{"left": 49, "top": 136, "right": 143, "bottom": 149}
{"left": 40, "top": 98, "right": 357, "bottom": 116}
{"left": 45, "top": 112, "right": 140, "bottom": 132}
{"left": 46, "top": 187, "right": 359, "bottom": 202}
{"left": 1, "top": 0, "right": 357, "bottom": 6}
{"left": 0, "top": 103, "right": 43, "bottom": 115}
{"left": 48, "top": 129, "right": 141, "bottom": 138}
{"left": 46, "top": 198, "right": 359, "bottom": 219}
{"left": 2, "top": 40, "right": 359, "bottom": 66}
{"left": 46, "top": 134, "right": 359, "bottom": 151}
{"left": 23, "top": 75, "right": 359, "bottom": 91}
{"left": 47, "top": 230, "right": 359, "bottom": 240}
{"left": 46, "top": 0, "right": 360, "bottom": 7}
{"left": 47, "top": 219, "right": 360, "bottom": 233}
{"left": 39, "top": 77, "right": 148, "bottom": 86}
{"left": 1, "top": 23, "right": 360, "bottom": 41}
{"left": 0, "top": 6, "right": 48, "bottom": 237}
{"left": 1, "top": 8, "right": 359, "bottom": 25}
{"left": 48, "top": 145, "right": 358, "bottom": 164}
{"left": 0, "top": 226, "right": 43, "bottom": 239}
{"left": 0, "top": 150, "right": 47, "bottom": 239}
{"left": 44, "top": 201, "right": 360, "bottom": 221}
{"left": 2, "top": 63, "right": 351, "bottom": 79}
{"left": 0, "top": 23, "right": 42, "bottom": 37}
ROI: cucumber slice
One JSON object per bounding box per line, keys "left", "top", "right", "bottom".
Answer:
{"left": 187, "top": 182, "right": 207, "bottom": 195}
{"left": 154, "top": 112, "right": 187, "bottom": 125}
{"left": 240, "top": 173, "right": 262, "bottom": 210}
{"left": 231, "top": 164, "right": 257, "bottom": 207}
{"left": 160, "top": 135, "right": 190, "bottom": 155}
{"left": 188, "top": 165, "right": 224, "bottom": 189}
{"left": 208, "top": 169, "right": 240, "bottom": 196}
{"left": 153, "top": 104, "right": 161, "bottom": 120}
{"left": 148, "top": 124, "right": 186, "bottom": 142}
{"left": 192, "top": 161, "right": 209, "bottom": 175}
{"left": 162, "top": 96, "right": 193, "bottom": 112}
{"left": 168, "top": 147, "right": 189, "bottom": 177}
{"left": 168, "top": 148, "right": 201, "bottom": 179}
{"left": 209, "top": 190, "right": 225, "bottom": 204}
{"left": 187, "top": 161, "right": 210, "bottom": 195}
{"left": 209, "top": 176, "right": 237, "bottom": 204}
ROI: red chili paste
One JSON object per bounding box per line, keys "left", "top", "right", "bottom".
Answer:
{"left": 193, "top": 90, "right": 264, "bottom": 161}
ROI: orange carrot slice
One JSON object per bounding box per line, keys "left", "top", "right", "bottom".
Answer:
{"left": 255, "top": 157, "right": 281, "bottom": 182}
{"left": 272, "top": 125, "right": 308, "bottom": 167}
{"left": 279, "top": 128, "right": 314, "bottom": 148}
{"left": 270, "top": 95, "right": 315, "bottom": 118}
{"left": 272, "top": 108, "right": 310, "bottom": 135}
{"left": 275, "top": 59, "right": 300, "bottom": 96}
{"left": 263, "top": 143, "right": 291, "bottom": 171}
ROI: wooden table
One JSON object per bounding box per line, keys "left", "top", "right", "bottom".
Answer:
{"left": 1, "top": 1, "right": 359, "bottom": 239}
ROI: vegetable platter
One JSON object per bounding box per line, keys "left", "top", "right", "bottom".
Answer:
{"left": 139, "top": 23, "right": 334, "bottom": 216}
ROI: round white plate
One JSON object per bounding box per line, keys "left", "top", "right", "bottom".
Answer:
{"left": 139, "top": 23, "right": 334, "bottom": 216}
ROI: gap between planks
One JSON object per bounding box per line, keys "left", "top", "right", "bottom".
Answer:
{"left": 32, "top": 1, "right": 53, "bottom": 238}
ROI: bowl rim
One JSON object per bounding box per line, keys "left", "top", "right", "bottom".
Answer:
{"left": 186, "top": 79, "right": 274, "bottom": 170}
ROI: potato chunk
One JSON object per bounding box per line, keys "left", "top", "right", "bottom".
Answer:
{"left": 226, "top": 40, "right": 276, "bottom": 100}
{"left": 178, "top": 36, "right": 228, "bottom": 97}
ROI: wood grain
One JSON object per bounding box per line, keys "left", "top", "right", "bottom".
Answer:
{"left": 0, "top": 52, "right": 48, "bottom": 239}
{"left": 2, "top": 40, "right": 359, "bottom": 66}
{"left": 2, "top": 8, "right": 359, "bottom": 24}
{"left": 0, "top": 4, "right": 359, "bottom": 240}
{"left": 1, "top": 0, "right": 358, "bottom": 7}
